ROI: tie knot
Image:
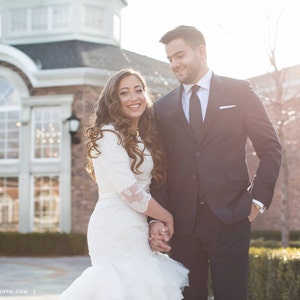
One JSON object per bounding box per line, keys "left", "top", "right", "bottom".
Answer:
{"left": 191, "top": 85, "right": 200, "bottom": 95}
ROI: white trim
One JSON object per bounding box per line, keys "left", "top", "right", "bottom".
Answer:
{"left": 0, "top": 65, "right": 30, "bottom": 97}
{"left": 0, "top": 44, "right": 38, "bottom": 82}
{"left": 31, "top": 67, "right": 113, "bottom": 87}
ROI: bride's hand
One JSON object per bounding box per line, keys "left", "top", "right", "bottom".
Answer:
{"left": 149, "top": 221, "right": 172, "bottom": 252}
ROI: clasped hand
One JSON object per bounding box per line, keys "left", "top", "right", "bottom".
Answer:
{"left": 149, "top": 221, "right": 173, "bottom": 253}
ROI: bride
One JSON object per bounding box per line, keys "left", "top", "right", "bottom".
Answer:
{"left": 61, "top": 69, "right": 188, "bottom": 300}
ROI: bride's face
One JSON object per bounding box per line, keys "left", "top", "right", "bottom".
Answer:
{"left": 118, "top": 75, "right": 147, "bottom": 128}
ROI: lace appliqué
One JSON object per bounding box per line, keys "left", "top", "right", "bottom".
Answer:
{"left": 121, "top": 183, "right": 151, "bottom": 213}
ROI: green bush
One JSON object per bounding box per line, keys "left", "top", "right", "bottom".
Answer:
{"left": 251, "top": 230, "right": 300, "bottom": 241}
{"left": 0, "top": 232, "right": 88, "bottom": 256}
{"left": 250, "top": 231, "right": 300, "bottom": 248}
{"left": 248, "top": 248, "right": 300, "bottom": 300}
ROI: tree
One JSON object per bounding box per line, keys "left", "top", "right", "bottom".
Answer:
{"left": 252, "top": 10, "right": 298, "bottom": 247}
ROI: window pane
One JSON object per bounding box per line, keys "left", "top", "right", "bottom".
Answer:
{"left": 11, "top": 8, "right": 27, "bottom": 33}
{"left": 33, "top": 176, "right": 60, "bottom": 232}
{"left": 84, "top": 5, "right": 104, "bottom": 31}
{"left": 32, "top": 6, "right": 47, "bottom": 31}
{"left": 0, "top": 79, "right": 21, "bottom": 160}
{"left": 0, "top": 177, "right": 19, "bottom": 232}
{"left": 33, "top": 107, "right": 61, "bottom": 159}
{"left": 52, "top": 5, "right": 69, "bottom": 29}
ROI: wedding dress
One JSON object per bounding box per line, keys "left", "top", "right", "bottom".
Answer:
{"left": 61, "top": 124, "right": 189, "bottom": 300}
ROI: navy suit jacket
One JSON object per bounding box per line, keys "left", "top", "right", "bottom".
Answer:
{"left": 152, "top": 73, "right": 281, "bottom": 236}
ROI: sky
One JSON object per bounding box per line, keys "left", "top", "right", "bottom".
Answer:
{"left": 121, "top": 0, "right": 300, "bottom": 79}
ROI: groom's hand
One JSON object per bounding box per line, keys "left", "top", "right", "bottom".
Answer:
{"left": 149, "top": 221, "right": 172, "bottom": 253}
{"left": 248, "top": 203, "right": 260, "bottom": 222}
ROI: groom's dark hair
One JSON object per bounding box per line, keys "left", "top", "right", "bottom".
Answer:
{"left": 159, "top": 25, "right": 206, "bottom": 49}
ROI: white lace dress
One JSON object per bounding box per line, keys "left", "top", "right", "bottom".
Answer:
{"left": 61, "top": 124, "right": 189, "bottom": 300}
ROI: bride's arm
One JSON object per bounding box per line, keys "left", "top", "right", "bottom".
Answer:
{"left": 95, "top": 129, "right": 174, "bottom": 235}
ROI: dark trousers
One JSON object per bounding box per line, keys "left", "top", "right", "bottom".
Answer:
{"left": 170, "top": 202, "right": 251, "bottom": 300}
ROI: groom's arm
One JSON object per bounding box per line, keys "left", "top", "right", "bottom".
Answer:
{"left": 244, "top": 81, "right": 281, "bottom": 209}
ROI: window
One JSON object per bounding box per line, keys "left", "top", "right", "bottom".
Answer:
{"left": 11, "top": 8, "right": 27, "bottom": 33}
{"left": 52, "top": 5, "right": 69, "bottom": 29}
{"left": 33, "top": 175, "right": 60, "bottom": 232}
{"left": 31, "top": 7, "right": 48, "bottom": 31}
{"left": 0, "top": 79, "right": 21, "bottom": 159}
{"left": 0, "top": 69, "right": 73, "bottom": 233}
{"left": 0, "top": 177, "right": 19, "bottom": 232}
{"left": 84, "top": 5, "right": 104, "bottom": 31}
{"left": 10, "top": 4, "right": 69, "bottom": 34}
{"left": 33, "top": 107, "right": 61, "bottom": 159}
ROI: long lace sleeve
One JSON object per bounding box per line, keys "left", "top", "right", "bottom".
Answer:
{"left": 94, "top": 128, "right": 151, "bottom": 213}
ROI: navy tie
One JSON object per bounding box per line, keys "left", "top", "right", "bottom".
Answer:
{"left": 189, "top": 85, "right": 203, "bottom": 142}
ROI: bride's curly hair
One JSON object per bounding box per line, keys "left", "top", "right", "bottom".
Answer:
{"left": 86, "top": 69, "right": 166, "bottom": 185}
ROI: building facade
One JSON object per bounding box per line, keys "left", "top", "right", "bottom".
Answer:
{"left": 0, "top": 0, "right": 299, "bottom": 234}
{"left": 0, "top": 0, "right": 176, "bottom": 234}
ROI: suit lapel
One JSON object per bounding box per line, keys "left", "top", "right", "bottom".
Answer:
{"left": 168, "top": 86, "right": 195, "bottom": 141}
{"left": 198, "top": 74, "right": 224, "bottom": 146}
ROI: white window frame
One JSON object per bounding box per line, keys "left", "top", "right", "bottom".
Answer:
{"left": 0, "top": 66, "right": 74, "bottom": 233}
{"left": 31, "top": 106, "right": 62, "bottom": 161}
{"left": 21, "top": 95, "right": 73, "bottom": 232}
{"left": 9, "top": 3, "right": 71, "bottom": 36}
{"left": 31, "top": 173, "right": 60, "bottom": 233}
{"left": 0, "top": 78, "right": 22, "bottom": 160}
{"left": 82, "top": 3, "right": 106, "bottom": 35}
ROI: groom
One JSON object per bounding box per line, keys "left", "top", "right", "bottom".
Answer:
{"left": 149, "top": 25, "right": 281, "bottom": 300}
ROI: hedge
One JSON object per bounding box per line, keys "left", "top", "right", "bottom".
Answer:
{"left": 250, "top": 230, "right": 300, "bottom": 241}
{"left": 0, "top": 232, "right": 88, "bottom": 256}
{"left": 248, "top": 248, "right": 300, "bottom": 300}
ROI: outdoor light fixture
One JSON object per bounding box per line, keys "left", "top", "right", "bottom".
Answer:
{"left": 66, "top": 112, "right": 81, "bottom": 144}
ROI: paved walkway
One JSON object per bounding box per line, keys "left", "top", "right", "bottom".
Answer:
{"left": 0, "top": 256, "right": 91, "bottom": 300}
{"left": 0, "top": 256, "right": 214, "bottom": 300}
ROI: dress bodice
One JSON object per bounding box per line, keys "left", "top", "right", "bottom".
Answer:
{"left": 92, "top": 124, "right": 153, "bottom": 212}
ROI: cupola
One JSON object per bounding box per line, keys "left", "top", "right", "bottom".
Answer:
{"left": 0, "top": 0, "right": 128, "bottom": 46}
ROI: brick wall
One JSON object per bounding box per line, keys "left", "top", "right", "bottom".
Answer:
{"left": 249, "top": 100, "right": 300, "bottom": 231}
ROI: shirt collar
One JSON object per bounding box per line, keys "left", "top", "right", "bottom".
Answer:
{"left": 183, "top": 69, "right": 213, "bottom": 95}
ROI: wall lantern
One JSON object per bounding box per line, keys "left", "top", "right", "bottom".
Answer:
{"left": 66, "top": 112, "right": 81, "bottom": 144}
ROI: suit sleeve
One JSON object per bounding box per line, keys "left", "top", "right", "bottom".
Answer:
{"left": 244, "top": 82, "right": 281, "bottom": 208}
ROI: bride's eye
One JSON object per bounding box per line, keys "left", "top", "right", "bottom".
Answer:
{"left": 119, "top": 91, "right": 128, "bottom": 97}
{"left": 135, "top": 88, "right": 144, "bottom": 94}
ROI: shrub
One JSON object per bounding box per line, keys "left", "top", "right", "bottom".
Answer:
{"left": 248, "top": 248, "right": 300, "bottom": 300}
{"left": 0, "top": 232, "right": 88, "bottom": 256}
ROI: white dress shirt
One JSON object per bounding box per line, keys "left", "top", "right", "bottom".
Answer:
{"left": 182, "top": 69, "right": 212, "bottom": 122}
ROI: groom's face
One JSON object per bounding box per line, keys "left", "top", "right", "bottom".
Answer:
{"left": 165, "top": 38, "right": 203, "bottom": 85}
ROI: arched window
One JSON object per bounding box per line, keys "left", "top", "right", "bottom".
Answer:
{"left": 0, "top": 79, "right": 20, "bottom": 231}
{"left": 0, "top": 78, "right": 21, "bottom": 159}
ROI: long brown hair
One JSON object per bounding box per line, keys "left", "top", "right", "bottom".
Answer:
{"left": 86, "top": 69, "right": 165, "bottom": 185}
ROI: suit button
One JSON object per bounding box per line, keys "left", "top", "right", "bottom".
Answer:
{"left": 191, "top": 174, "right": 197, "bottom": 180}
{"left": 195, "top": 152, "right": 201, "bottom": 157}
